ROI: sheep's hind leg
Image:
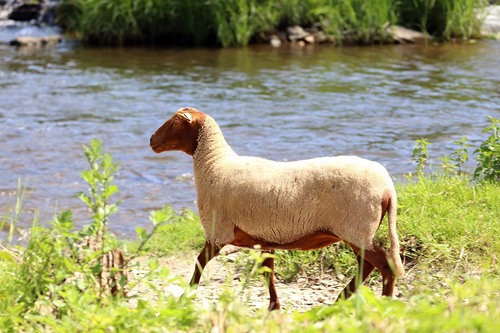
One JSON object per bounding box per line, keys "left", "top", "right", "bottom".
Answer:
{"left": 366, "top": 244, "right": 397, "bottom": 296}
{"left": 336, "top": 253, "right": 375, "bottom": 302}
{"left": 190, "top": 240, "right": 222, "bottom": 286}
{"left": 345, "top": 242, "right": 396, "bottom": 297}
{"left": 262, "top": 250, "right": 280, "bottom": 310}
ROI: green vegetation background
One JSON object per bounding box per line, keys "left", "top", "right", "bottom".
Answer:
{"left": 56, "top": 0, "right": 489, "bottom": 46}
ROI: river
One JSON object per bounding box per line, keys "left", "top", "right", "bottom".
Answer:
{"left": 1, "top": 41, "right": 499, "bottom": 237}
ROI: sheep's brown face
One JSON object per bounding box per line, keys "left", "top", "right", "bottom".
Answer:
{"left": 150, "top": 108, "right": 205, "bottom": 156}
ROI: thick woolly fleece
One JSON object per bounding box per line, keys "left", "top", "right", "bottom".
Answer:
{"left": 193, "top": 115, "right": 404, "bottom": 277}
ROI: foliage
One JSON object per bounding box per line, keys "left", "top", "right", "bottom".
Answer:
{"left": 56, "top": 0, "right": 488, "bottom": 46}
{"left": 310, "top": 0, "right": 397, "bottom": 44}
{"left": 0, "top": 140, "right": 174, "bottom": 331}
{"left": 397, "top": 176, "right": 499, "bottom": 269}
{"left": 410, "top": 117, "right": 500, "bottom": 182}
{"left": 410, "top": 138, "right": 430, "bottom": 177}
{"left": 0, "top": 139, "right": 123, "bottom": 322}
{"left": 133, "top": 206, "right": 205, "bottom": 257}
{"left": 439, "top": 137, "right": 472, "bottom": 177}
{"left": 78, "top": 139, "right": 119, "bottom": 239}
{"left": 474, "top": 117, "right": 500, "bottom": 183}
{"left": 290, "top": 279, "right": 500, "bottom": 332}
{"left": 397, "top": 0, "right": 487, "bottom": 40}
{"left": 451, "top": 136, "right": 472, "bottom": 174}
{"left": 211, "top": 0, "right": 277, "bottom": 47}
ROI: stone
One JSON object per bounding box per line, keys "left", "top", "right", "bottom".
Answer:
{"left": 314, "top": 31, "right": 334, "bottom": 44}
{"left": 287, "top": 25, "right": 310, "bottom": 42}
{"left": 270, "top": 35, "right": 281, "bottom": 47}
{"left": 386, "top": 25, "right": 428, "bottom": 44}
{"left": 10, "top": 34, "right": 61, "bottom": 46}
{"left": 481, "top": 5, "right": 500, "bottom": 38}
{"left": 304, "top": 35, "right": 315, "bottom": 44}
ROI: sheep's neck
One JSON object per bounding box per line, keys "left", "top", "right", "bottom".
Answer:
{"left": 193, "top": 119, "right": 235, "bottom": 168}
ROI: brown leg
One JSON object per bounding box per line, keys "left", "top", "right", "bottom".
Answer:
{"left": 346, "top": 242, "right": 396, "bottom": 297}
{"left": 190, "top": 240, "right": 222, "bottom": 286}
{"left": 261, "top": 250, "right": 280, "bottom": 310}
{"left": 336, "top": 252, "right": 375, "bottom": 301}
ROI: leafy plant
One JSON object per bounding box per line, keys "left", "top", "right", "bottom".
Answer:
{"left": 473, "top": 117, "right": 500, "bottom": 183}
{"left": 438, "top": 154, "right": 457, "bottom": 177}
{"left": 0, "top": 140, "right": 124, "bottom": 319}
{"left": 440, "top": 136, "right": 471, "bottom": 176}
{"left": 450, "top": 136, "right": 471, "bottom": 174}
{"left": 78, "top": 139, "right": 119, "bottom": 241}
{"left": 410, "top": 138, "right": 431, "bottom": 176}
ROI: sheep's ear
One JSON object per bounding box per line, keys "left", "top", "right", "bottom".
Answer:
{"left": 179, "top": 112, "right": 193, "bottom": 123}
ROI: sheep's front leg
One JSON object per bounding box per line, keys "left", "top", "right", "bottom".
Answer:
{"left": 190, "top": 240, "right": 222, "bottom": 286}
{"left": 262, "top": 250, "right": 280, "bottom": 310}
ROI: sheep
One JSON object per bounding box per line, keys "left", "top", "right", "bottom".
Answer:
{"left": 150, "top": 107, "right": 404, "bottom": 310}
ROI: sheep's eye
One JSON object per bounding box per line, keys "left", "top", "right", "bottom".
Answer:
{"left": 173, "top": 119, "right": 179, "bottom": 125}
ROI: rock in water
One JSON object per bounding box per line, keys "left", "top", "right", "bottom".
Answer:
{"left": 386, "top": 25, "right": 428, "bottom": 44}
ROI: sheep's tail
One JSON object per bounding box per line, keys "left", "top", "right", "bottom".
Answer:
{"left": 387, "top": 191, "right": 405, "bottom": 277}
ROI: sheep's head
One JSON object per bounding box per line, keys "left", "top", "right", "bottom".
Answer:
{"left": 150, "top": 107, "right": 206, "bottom": 156}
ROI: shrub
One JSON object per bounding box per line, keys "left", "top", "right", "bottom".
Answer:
{"left": 474, "top": 117, "right": 500, "bottom": 183}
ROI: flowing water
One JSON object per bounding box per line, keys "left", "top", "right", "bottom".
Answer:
{"left": 1, "top": 41, "right": 499, "bottom": 237}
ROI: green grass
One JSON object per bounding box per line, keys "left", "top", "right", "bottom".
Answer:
{"left": 56, "top": 0, "right": 488, "bottom": 46}
{"left": 397, "top": 176, "right": 499, "bottom": 269}
{"left": 134, "top": 206, "right": 205, "bottom": 257}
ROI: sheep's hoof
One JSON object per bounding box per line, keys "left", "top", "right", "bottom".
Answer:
{"left": 268, "top": 301, "right": 281, "bottom": 311}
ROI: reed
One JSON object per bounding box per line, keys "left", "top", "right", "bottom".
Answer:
{"left": 397, "top": 0, "right": 487, "bottom": 39}
{"left": 210, "top": 0, "right": 277, "bottom": 47}
{"left": 56, "top": 0, "right": 488, "bottom": 46}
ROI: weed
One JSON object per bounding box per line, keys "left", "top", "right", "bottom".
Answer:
{"left": 439, "top": 154, "right": 457, "bottom": 177}
{"left": 451, "top": 136, "right": 472, "bottom": 174}
{"left": 473, "top": 116, "right": 500, "bottom": 183}
{"left": 410, "top": 138, "right": 431, "bottom": 176}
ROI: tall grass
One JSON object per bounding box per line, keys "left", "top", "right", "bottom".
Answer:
{"left": 211, "top": 0, "right": 276, "bottom": 47}
{"left": 57, "top": 0, "right": 488, "bottom": 46}
{"left": 397, "top": 0, "right": 487, "bottom": 40}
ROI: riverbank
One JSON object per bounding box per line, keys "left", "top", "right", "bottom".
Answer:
{"left": 1, "top": 1, "right": 500, "bottom": 47}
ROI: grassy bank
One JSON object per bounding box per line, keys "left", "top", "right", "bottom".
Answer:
{"left": 56, "top": 0, "right": 488, "bottom": 46}
{"left": 1, "top": 118, "right": 499, "bottom": 331}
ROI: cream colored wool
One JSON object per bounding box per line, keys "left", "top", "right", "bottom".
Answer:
{"left": 193, "top": 115, "right": 403, "bottom": 276}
